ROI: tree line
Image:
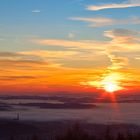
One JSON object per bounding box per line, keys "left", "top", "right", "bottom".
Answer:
{"left": 9, "top": 124, "right": 140, "bottom": 140}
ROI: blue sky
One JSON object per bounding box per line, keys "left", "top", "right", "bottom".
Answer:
{"left": 0, "top": 0, "right": 140, "bottom": 47}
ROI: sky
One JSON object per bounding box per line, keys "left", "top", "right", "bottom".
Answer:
{"left": 0, "top": 0, "right": 140, "bottom": 94}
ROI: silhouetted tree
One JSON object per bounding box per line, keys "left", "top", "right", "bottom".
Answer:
{"left": 104, "top": 126, "right": 113, "bottom": 140}
{"left": 9, "top": 136, "right": 15, "bottom": 140}
{"left": 127, "top": 133, "right": 133, "bottom": 140}
{"left": 56, "top": 123, "right": 96, "bottom": 140}
{"left": 135, "top": 133, "right": 140, "bottom": 140}
{"left": 31, "top": 135, "right": 39, "bottom": 140}
{"left": 116, "top": 133, "right": 125, "bottom": 140}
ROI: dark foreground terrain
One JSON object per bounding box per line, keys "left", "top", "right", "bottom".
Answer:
{"left": 0, "top": 119, "right": 140, "bottom": 140}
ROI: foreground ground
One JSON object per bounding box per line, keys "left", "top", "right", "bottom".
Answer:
{"left": 0, "top": 119, "right": 140, "bottom": 140}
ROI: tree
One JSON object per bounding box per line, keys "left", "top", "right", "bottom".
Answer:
{"left": 116, "top": 133, "right": 126, "bottom": 140}
{"left": 31, "top": 135, "right": 39, "bottom": 140}
{"left": 9, "top": 136, "right": 15, "bottom": 140}
{"left": 104, "top": 126, "right": 113, "bottom": 140}
{"left": 56, "top": 123, "right": 96, "bottom": 140}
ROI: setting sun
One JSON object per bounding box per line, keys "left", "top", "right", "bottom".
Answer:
{"left": 81, "top": 72, "right": 124, "bottom": 93}
{"left": 101, "top": 73, "right": 123, "bottom": 93}
{"left": 104, "top": 82, "right": 121, "bottom": 93}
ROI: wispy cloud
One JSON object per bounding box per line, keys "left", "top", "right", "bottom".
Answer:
{"left": 104, "top": 28, "right": 140, "bottom": 50}
{"left": 20, "top": 50, "right": 79, "bottom": 60}
{"left": 32, "top": 9, "right": 41, "bottom": 13}
{"left": 107, "top": 54, "right": 129, "bottom": 70}
{"left": 30, "top": 28, "right": 140, "bottom": 71}
{"left": 70, "top": 16, "right": 140, "bottom": 27}
{"left": 0, "top": 76, "right": 36, "bottom": 81}
{"left": 103, "top": 29, "right": 140, "bottom": 70}
{"left": 86, "top": 0, "right": 140, "bottom": 11}
{"left": 0, "top": 51, "right": 50, "bottom": 71}
{"left": 32, "top": 39, "right": 107, "bottom": 50}
{"left": 32, "top": 28, "right": 140, "bottom": 53}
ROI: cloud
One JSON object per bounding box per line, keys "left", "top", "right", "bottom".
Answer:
{"left": 0, "top": 29, "right": 139, "bottom": 73}
{"left": 104, "top": 29, "right": 140, "bottom": 77}
{"left": 104, "top": 28, "right": 139, "bottom": 37}
{"left": 32, "top": 39, "right": 107, "bottom": 50}
{"left": 0, "top": 59, "right": 47, "bottom": 68}
{"left": 70, "top": 16, "right": 140, "bottom": 27}
{"left": 0, "top": 52, "right": 21, "bottom": 57}
{"left": 0, "top": 51, "right": 51, "bottom": 71}
{"left": 103, "top": 29, "right": 140, "bottom": 70}
{"left": 29, "top": 28, "right": 139, "bottom": 71}
{"left": 0, "top": 76, "right": 36, "bottom": 81}
{"left": 135, "top": 57, "right": 140, "bottom": 60}
{"left": 32, "top": 28, "right": 140, "bottom": 54}
{"left": 0, "top": 51, "right": 45, "bottom": 63}
{"left": 20, "top": 50, "right": 79, "bottom": 60}
{"left": 104, "top": 29, "right": 140, "bottom": 49}
{"left": 107, "top": 54, "right": 129, "bottom": 70}
{"left": 32, "top": 9, "right": 41, "bottom": 13}
{"left": 20, "top": 50, "right": 109, "bottom": 68}
{"left": 86, "top": 0, "right": 140, "bottom": 11}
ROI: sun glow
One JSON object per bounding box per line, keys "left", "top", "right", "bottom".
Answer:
{"left": 80, "top": 72, "right": 124, "bottom": 93}
{"left": 103, "top": 81, "right": 121, "bottom": 92}
{"left": 101, "top": 73, "right": 123, "bottom": 93}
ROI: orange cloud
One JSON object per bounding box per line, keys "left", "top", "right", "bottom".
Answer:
{"left": 33, "top": 39, "right": 107, "bottom": 50}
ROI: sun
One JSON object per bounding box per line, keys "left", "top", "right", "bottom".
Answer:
{"left": 101, "top": 73, "right": 123, "bottom": 93}
{"left": 81, "top": 72, "right": 123, "bottom": 93}
{"left": 104, "top": 82, "right": 120, "bottom": 93}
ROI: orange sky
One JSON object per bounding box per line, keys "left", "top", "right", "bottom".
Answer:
{"left": 0, "top": 0, "right": 140, "bottom": 95}
{"left": 0, "top": 63, "right": 140, "bottom": 94}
